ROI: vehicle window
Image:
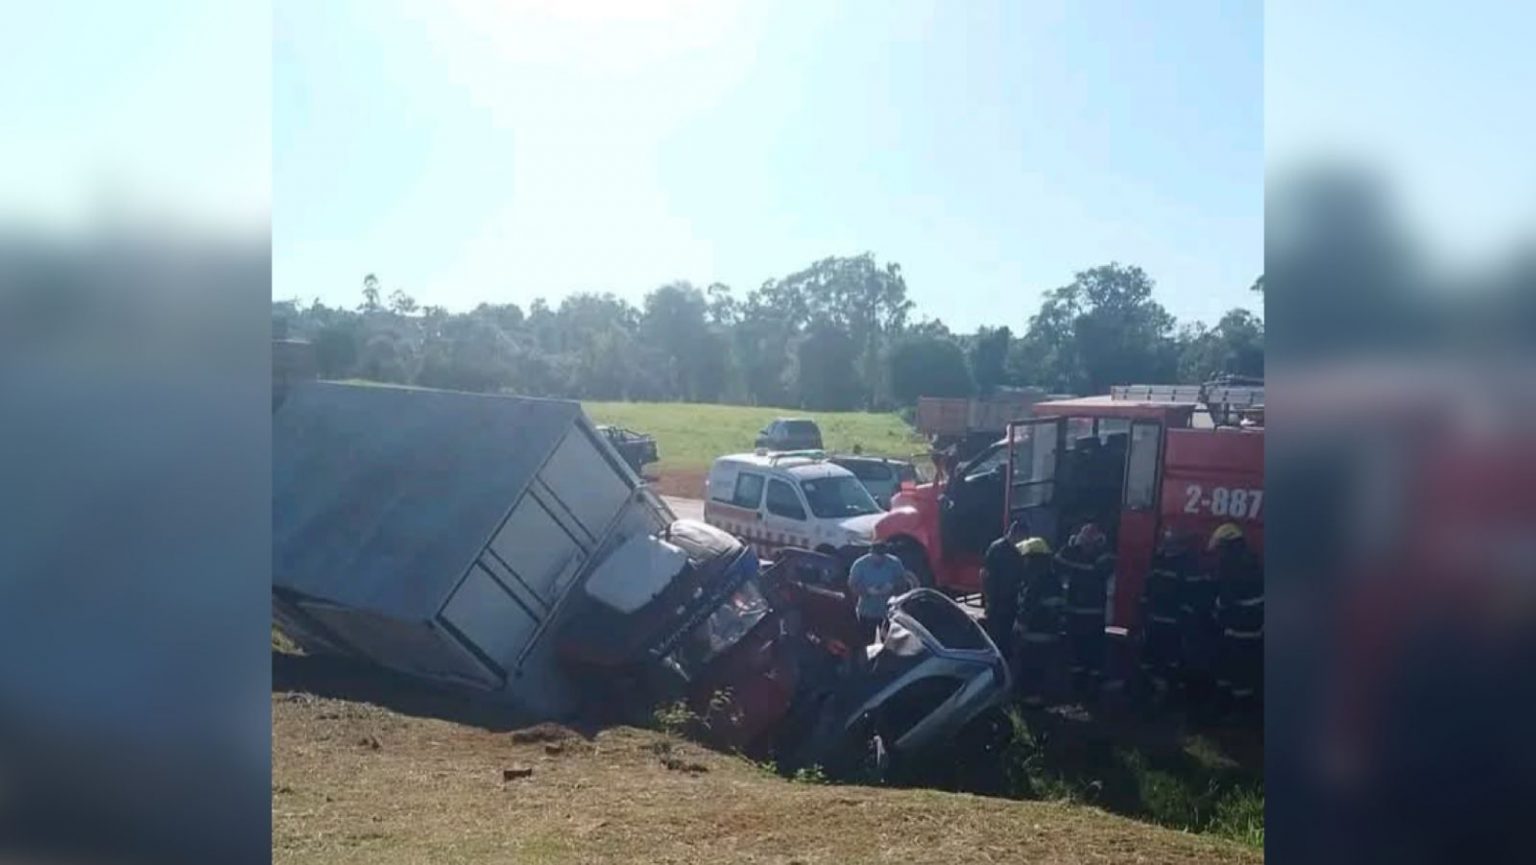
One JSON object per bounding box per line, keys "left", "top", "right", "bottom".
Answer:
{"left": 1009, "top": 422, "right": 1059, "bottom": 508}
{"left": 1097, "top": 418, "right": 1131, "bottom": 438}
{"left": 896, "top": 463, "right": 919, "bottom": 483}
{"left": 1124, "top": 422, "right": 1160, "bottom": 510}
{"left": 1066, "top": 417, "right": 1094, "bottom": 442}
{"left": 839, "top": 460, "right": 892, "bottom": 482}
{"left": 765, "top": 479, "right": 807, "bottom": 520}
{"left": 785, "top": 420, "right": 818, "bottom": 436}
{"left": 665, "top": 578, "right": 770, "bottom": 680}
{"left": 732, "top": 472, "right": 766, "bottom": 509}
{"left": 708, "top": 471, "right": 733, "bottom": 502}
{"left": 962, "top": 445, "right": 1007, "bottom": 482}
{"left": 800, "top": 476, "right": 880, "bottom": 518}
{"left": 900, "top": 592, "right": 990, "bottom": 651}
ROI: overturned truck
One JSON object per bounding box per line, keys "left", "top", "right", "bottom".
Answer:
{"left": 273, "top": 380, "right": 1007, "bottom": 773}
{"left": 272, "top": 381, "right": 672, "bottom": 719}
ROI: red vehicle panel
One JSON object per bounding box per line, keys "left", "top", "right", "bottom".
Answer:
{"left": 876, "top": 387, "right": 1264, "bottom": 633}
{"left": 1158, "top": 429, "right": 1265, "bottom": 547}
{"left": 1110, "top": 507, "right": 1160, "bottom": 627}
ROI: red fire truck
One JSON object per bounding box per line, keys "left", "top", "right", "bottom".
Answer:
{"left": 874, "top": 382, "right": 1264, "bottom": 630}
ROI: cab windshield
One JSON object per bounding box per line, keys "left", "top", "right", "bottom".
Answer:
{"left": 799, "top": 476, "right": 880, "bottom": 518}
{"left": 665, "top": 578, "right": 770, "bottom": 680}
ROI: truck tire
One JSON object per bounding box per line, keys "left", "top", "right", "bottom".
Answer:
{"left": 889, "top": 538, "right": 934, "bottom": 589}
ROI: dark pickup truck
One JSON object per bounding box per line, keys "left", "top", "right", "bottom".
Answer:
{"left": 597, "top": 425, "right": 660, "bottom": 475}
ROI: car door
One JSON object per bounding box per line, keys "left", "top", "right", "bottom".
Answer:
{"left": 762, "top": 477, "right": 812, "bottom": 553}
{"left": 728, "top": 471, "right": 768, "bottom": 553}
{"left": 941, "top": 444, "right": 1010, "bottom": 555}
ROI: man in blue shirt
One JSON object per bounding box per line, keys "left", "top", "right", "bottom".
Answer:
{"left": 847, "top": 541, "right": 914, "bottom": 645}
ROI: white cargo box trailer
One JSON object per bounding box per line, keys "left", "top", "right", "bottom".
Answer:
{"left": 272, "top": 381, "right": 674, "bottom": 718}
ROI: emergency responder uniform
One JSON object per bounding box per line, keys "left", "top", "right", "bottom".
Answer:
{"left": 1180, "top": 528, "right": 1225, "bottom": 718}
{"left": 1012, "top": 537, "right": 1062, "bottom": 707}
{"left": 1056, "top": 524, "right": 1114, "bottom": 700}
{"left": 1213, "top": 523, "right": 1263, "bottom": 718}
{"left": 982, "top": 522, "right": 1030, "bottom": 661}
{"left": 1141, "top": 531, "right": 1197, "bottom": 702}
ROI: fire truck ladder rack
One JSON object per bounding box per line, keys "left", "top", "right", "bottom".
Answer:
{"left": 1110, "top": 377, "right": 1264, "bottom": 427}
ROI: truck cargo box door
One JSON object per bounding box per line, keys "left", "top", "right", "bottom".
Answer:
{"left": 439, "top": 564, "right": 542, "bottom": 676}
{"left": 540, "top": 427, "right": 633, "bottom": 541}
{"left": 488, "top": 494, "right": 588, "bottom": 607}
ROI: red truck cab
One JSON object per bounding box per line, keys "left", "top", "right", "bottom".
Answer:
{"left": 875, "top": 388, "right": 1264, "bottom": 631}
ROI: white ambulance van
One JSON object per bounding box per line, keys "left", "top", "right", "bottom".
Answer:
{"left": 703, "top": 451, "right": 883, "bottom": 562}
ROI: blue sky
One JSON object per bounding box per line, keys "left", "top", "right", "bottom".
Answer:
{"left": 274, "top": 0, "right": 1262, "bottom": 330}
{"left": 8, "top": 2, "right": 1529, "bottom": 320}
{"left": 1266, "top": 0, "right": 1536, "bottom": 270}
{"left": 1, "top": 2, "right": 269, "bottom": 233}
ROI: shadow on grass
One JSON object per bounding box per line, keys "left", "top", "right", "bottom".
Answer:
{"left": 994, "top": 705, "right": 1265, "bottom": 846}
{"left": 850, "top": 700, "right": 1263, "bottom": 848}
{"left": 271, "top": 650, "right": 603, "bottom": 739}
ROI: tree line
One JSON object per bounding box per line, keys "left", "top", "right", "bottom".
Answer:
{"left": 271, "top": 254, "right": 1263, "bottom": 410}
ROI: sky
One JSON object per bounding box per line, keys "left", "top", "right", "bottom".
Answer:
{"left": 1, "top": 1, "right": 270, "bottom": 234}
{"left": 1265, "top": 0, "right": 1536, "bottom": 272}
{"left": 5, "top": 2, "right": 1530, "bottom": 324}
{"left": 274, "top": 0, "right": 1263, "bottom": 331}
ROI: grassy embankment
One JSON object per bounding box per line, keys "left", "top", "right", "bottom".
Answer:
{"left": 584, "top": 401, "right": 925, "bottom": 496}
{"left": 272, "top": 683, "right": 1262, "bottom": 865}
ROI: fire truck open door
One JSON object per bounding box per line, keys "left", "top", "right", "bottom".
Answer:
{"left": 1006, "top": 417, "right": 1066, "bottom": 546}
{"left": 1111, "top": 419, "right": 1164, "bottom": 629}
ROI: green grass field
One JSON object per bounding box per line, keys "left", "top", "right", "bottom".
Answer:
{"left": 328, "top": 382, "right": 924, "bottom": 482}
{"left": 583, "top": 401, "right": 924, "bottom": 473}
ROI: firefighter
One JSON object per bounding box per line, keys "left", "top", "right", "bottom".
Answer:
{"left": 1012, "top": 536, "right": 1062, "bottom": 707}
{"left": 981, "top": 520, "right": 1030, "bottom": 661}
{"left": 1212, "top": 523, "right": 1264, "bottom": 719}
{"left": 1056, "top": 523, "right": 1114, "bottom": 701}
{"left": 1180, "top": 527, "right": 1226, "bottom": 719}
{"left": 1140, "top": 529, "right": 1197, "bottom": 706}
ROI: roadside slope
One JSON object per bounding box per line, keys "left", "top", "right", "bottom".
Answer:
{"left": 273, "top": 692, "right": 1259, "bottom": 865}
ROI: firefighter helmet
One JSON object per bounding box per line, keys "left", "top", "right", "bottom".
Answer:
{"left": 1016, "top": 537, "right": 1052, "bottom": 556}
{"left": 1208, "top": 522, "right": 1244, "bottom": 550}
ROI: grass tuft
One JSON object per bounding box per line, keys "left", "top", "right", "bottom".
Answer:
{"left": 995, "top": 710, "right": 1264, "bottom": 849}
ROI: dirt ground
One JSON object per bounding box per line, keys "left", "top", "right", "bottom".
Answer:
{"left": 647, "top": 467, "right": 708, "bottom": 499}
{"left": 272, "top": 656, "right": 1259, "bottom": 865}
